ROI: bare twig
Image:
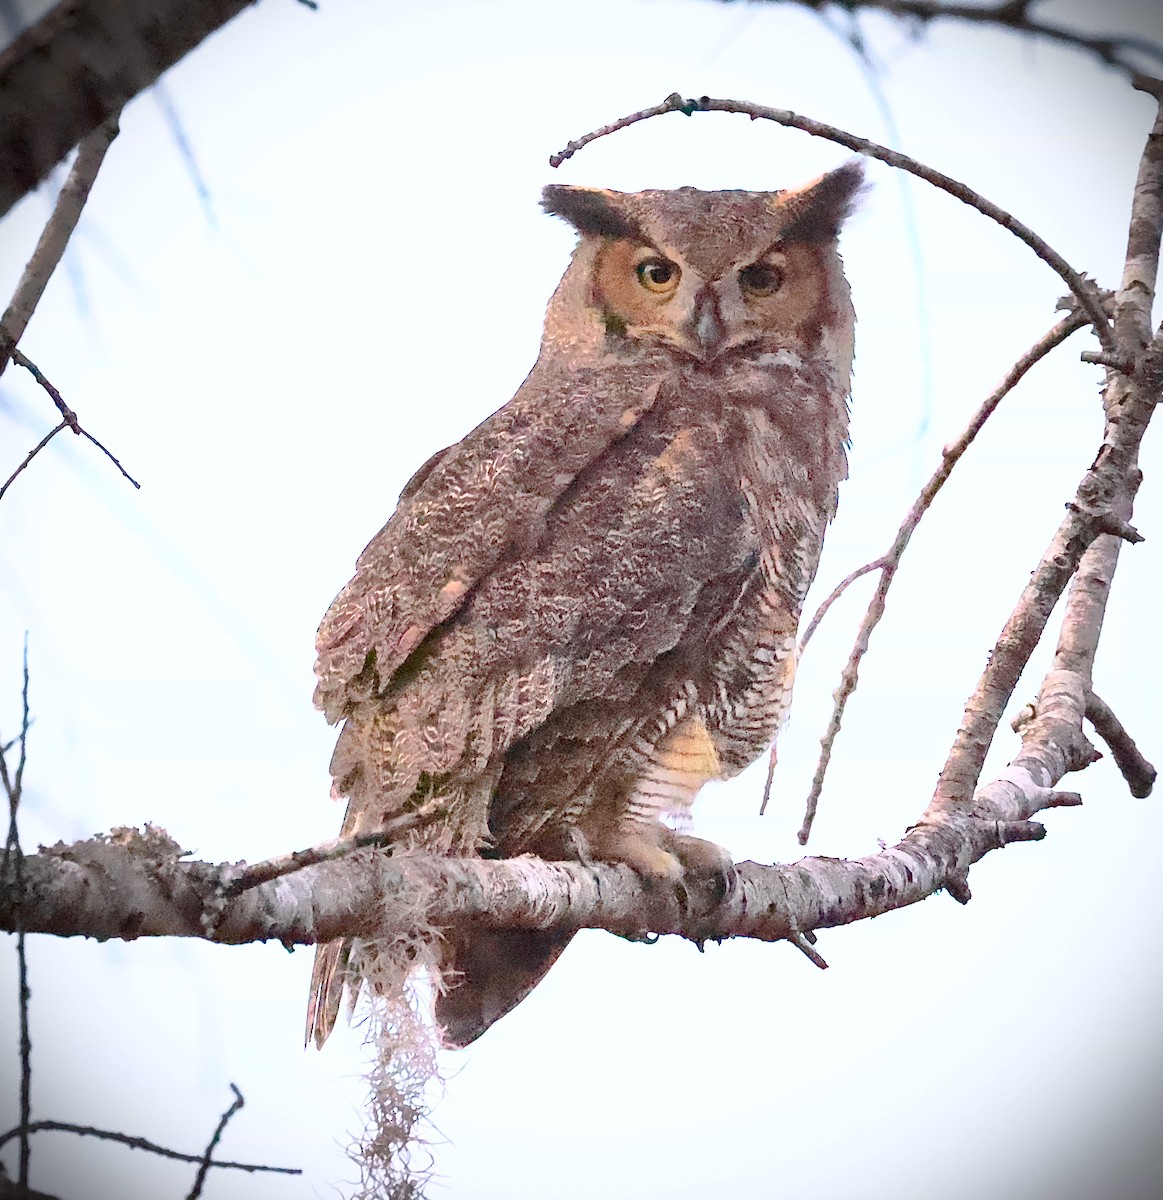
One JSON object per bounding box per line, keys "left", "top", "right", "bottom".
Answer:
{"left": 187, "top": 1085, "right": 245, "bottom": 1200}
{"left": 0, "top": 116, "right": 121, "bottom": 376}
{"left": 726, "top": 1, "right": 1163, "bottom": 79}
{"left": 0, "top": 423, "right": 69, "bottom": 502}
{"left": 788, "top": 930, "right": 829, "bottom": 969}
{"left": 794, "top": 310, "right": 1089, "bottom": 842}
{"left": 0, "top": 1120, "right": 299, "bottom": 1177}
{"left": 798, "top": 558, "right": 889, "bottom": 654}
{"left": 218, "top": 797, "right": 448, "bottom": 898}
{"left": 0, "top": 641, "right": 32, "bottom": 1188}
{"left": 550, "top": 94, "right": 1114, "bottom": 348}
{"left": 9, "top": 352, "right": 80, "bottom": 433}
{"left": 0, "top": 351, "right": 141, "bottom": 500}
{"left": 1085, "top": 693, "right": 1156, "bottom": 798}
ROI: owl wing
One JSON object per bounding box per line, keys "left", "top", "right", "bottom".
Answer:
{"left": 316, "top": 367, "right": 765, "bottom": 812}
{"left": 313, "top": 357, "right": 673, "bottom": 724}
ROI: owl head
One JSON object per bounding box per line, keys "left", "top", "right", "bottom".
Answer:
{"left": 540, "top": 162, "right": 863, "bottom": 366}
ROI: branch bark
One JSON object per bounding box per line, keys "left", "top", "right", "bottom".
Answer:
{"left": 0, "top": 115, "right": 120, "bottom": 375}
{"left": 0, "top": 720, "right": 1102, "bottom": 950}
{"left": 0, "top": 0, "right": 257, "bottom": 220}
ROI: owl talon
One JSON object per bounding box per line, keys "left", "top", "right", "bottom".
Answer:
{"left": 659, "top": 829, "right": 736, "bottom": 914}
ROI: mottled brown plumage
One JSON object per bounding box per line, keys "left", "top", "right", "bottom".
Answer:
{"left": 307, "top": 164, "right": 863, "bottom": 1049}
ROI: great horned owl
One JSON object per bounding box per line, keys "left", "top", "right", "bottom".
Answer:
{"left": 308, "top": 163, "right": 863, "bottom": 1049}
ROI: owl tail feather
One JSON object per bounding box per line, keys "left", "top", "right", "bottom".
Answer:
{"left": 435, "top": 929, "right": 575, "bottom": 1049}
{"left": 306, "top": 938, "right": 356, "bottom": 1049}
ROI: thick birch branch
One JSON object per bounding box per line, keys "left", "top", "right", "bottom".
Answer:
{"left": 0, "top": 718, "right": 1099, "bottom": 951}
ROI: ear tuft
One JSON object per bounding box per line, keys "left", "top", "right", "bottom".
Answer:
{"left": 778, "top": 160, "right": 867, "bottom": 243}
{"left": 541, "top": 185, "right": 642, "bottom": 240}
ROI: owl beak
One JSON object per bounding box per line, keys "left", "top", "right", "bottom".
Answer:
{"left": 689, "top": 287, "right": 726, "bottom": 359}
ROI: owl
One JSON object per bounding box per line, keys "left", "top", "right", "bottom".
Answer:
{"left": 307, "top": 162, "right": 863, "bottom": 1049}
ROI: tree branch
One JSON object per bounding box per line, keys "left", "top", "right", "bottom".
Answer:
{"left": 0, "top": 351, "right": 141, "bottom": 500}
{"left": 934, "top": 95, "right": 1163, "bottom": 814}
{"left": 725, "top": 1, "right": 1163, "bottom": 79}
{"left": 550, "top": 94, "right": 1115, "bottom": 348}
{"left": 187, "top": 1085, "right": 246, "bottom": 1200}
{"left": 0, "top": 116, "right": 120, "bottom": 376}
{"left": 0, "top": 1120, "right": 299, "bottom": 1178}
{"left": 793, "top": 308, "right": 1090, "bottom": 840}
{"left": 1084, "top": 693, "right": 1156, "bottom": 799}
{"left": 0, "top": 714, "right": 1102, "bottom": 951}
{"left": 1, "top": 640, "right": 32, "bottom": 1189}
{"left": 218, "top": 798, "right": 448, "bottom": 898}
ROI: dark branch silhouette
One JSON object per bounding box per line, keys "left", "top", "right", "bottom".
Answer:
{"left": 721, "top": 0, "right": 1163, "bottom": 79}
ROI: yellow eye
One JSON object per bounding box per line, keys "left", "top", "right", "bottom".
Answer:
{"left": 636, "top": 256, "right": 680, "bottom": 294}
{"left": 739, "top": 262, "right": 784, "bottom": 297}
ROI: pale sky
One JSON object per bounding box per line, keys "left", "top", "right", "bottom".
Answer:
{"left": 1, "top": 1, "right": 1160, "bottom": 1198}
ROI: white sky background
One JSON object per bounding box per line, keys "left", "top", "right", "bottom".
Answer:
{"left": 1, "top": 0, "right": 1161, "bottom": 1197}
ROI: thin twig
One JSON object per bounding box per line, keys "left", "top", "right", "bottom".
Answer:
{"left": 0, "top": 116, "right": 121, "bottom": 376}
{"left": 0, "top": 424, "right": 68, "bottom": 502}
{"left": 9, "top": 351, "right": 79, "bottom": 431}
{"left": 1085, "top": 692, "right": 1156, "bottom": 798}
{"left": 219, "top": 798, "right": 448, "bottom": 897}
{"left": 0, "top": 1120, "right": 300, "bottom": 1176}
{"left": 0, "top": 641, "right": 32, "bottom": 1187}
{"left": 794, "top": 310, "right": 1088, "bottom": 842}
{"left": 550, "top": 95, "right": 1114, "bottom": 349}
{"left": 787, "top": 930, "right": 829, "bottom": 969}
{"left": 729, "top": 0, "right": 1163, "bottom": 79}
{"left": 798, "top": 558, "right": 888, "bottom": 654}
{"left": 0, "top": 351, "right": 141, "bottom": 499}
{"left": 187, "top": 1085, "right": 245, "bottom": 1200}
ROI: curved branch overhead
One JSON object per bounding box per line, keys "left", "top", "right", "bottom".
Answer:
{"left": 551, "top": 93, "right": 1116, "bottom": 348}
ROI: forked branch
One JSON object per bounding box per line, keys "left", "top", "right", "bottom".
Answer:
{"left": 934, "top": 94, "right": 1163, "bottom": 812}
{"left": 0, "top": 351, "right": 141, "bottom": 501}
{"left": 792, "top": 308, "right": 1091, "bottom": 840}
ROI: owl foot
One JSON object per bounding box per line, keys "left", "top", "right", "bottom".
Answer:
{"left": 585, "top": 825, "right": 687, "bottom": 885}
{"left": 658, "top": 828, "right": 737, "bottom": 914}
{"left": 584, "top": 824, "right": 735, "bottom": 914}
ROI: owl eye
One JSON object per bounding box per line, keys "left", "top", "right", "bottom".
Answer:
{"left": 636, "top": 256, "right": 680, "bottom": 294}
{"left": 739, "top": 262, "right": 784, "bottom": 296}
